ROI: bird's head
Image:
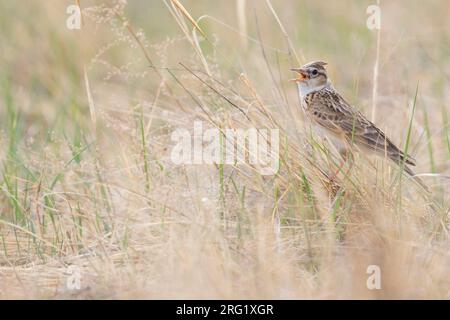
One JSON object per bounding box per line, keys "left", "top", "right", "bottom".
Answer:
{"left": 290, "top": 61, "right": 329, "bottom": 92}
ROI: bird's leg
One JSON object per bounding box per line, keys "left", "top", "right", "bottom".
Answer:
{"left": 330, "top": 148, "right": 353, "bottom": 181}
{"left": 341, "top": 149, "right": 354, "bottom": 178}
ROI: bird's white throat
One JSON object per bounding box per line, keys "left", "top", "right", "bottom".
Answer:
{"left": 297, "top": 80, "right": 332, "bottom": 99}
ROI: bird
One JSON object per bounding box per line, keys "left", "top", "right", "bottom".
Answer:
{"left": 290, "top": 60, "right": 426, "bottom": 189}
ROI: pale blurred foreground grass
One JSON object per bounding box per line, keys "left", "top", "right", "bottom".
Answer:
{"left": 0, "top": 0, "right": 449, "bottom": 299}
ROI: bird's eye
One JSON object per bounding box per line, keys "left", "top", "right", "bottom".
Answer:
{"left": 311, "top": 69, "right": 318, "bottom": 76}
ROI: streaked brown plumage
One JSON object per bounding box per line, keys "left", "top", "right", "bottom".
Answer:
{"left": 291, "top": 60, "right": 422, "bottom": 183}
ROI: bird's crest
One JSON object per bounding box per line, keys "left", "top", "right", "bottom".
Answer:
{"left": 303, "top": 60, "right": 328, "bottom": 70}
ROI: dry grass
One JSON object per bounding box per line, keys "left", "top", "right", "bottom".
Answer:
{"left": 0, "top": 0, "right": 449, "bottom": 299}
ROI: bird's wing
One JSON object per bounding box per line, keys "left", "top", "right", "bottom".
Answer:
{"left": 309, "top": 90, "right": 416, "bottom": 166}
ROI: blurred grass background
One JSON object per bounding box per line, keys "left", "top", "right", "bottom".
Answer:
{"left": 0, "top": 0, "right": 449, "bottom": 299}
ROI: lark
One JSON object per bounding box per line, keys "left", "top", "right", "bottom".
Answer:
{"left": 291, "top": 61, "right": 425, "bottom": 188}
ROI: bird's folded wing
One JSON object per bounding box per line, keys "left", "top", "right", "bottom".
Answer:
{"left": 309, "top": 94, "right": 416, "bottom": 166}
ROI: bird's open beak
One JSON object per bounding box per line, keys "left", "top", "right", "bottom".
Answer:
{"left": 289, "top": 68, "right": 308, "bottom": 82}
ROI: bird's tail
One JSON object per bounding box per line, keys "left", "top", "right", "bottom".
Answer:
{"left": 403, "top": 165, "right": 428, "bottom": 190}
{"left": 388, "top": 150, "right": 445, "bottom": 215}
{"left": 390, "top": 154, "right": 429, "bottom": 192}
{"left": 389, "top": 149, "right": 416, "bottom": 167}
